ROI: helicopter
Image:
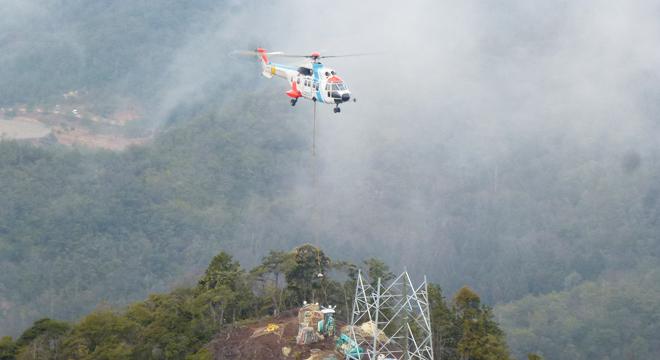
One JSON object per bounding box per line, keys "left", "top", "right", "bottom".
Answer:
{"left": 237, "top": 48, "right": 363, "bottom": 113}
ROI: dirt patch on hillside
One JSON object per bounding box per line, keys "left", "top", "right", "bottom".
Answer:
{"left": 53, "top": 126, "right": 149, "bottom": 151}
{"left": 1, "top": 106, "right": 151, "bottom": 151}
{"left": 0, "top": 117, "right": 51, "bottom": 139}
{"left": 208, "top": 310, "right": 341, "bottom": 360}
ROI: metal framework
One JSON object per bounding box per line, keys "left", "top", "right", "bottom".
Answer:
{"left": 347, "top": 270, "right": 434, "bottom": 360}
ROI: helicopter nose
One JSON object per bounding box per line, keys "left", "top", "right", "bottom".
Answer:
{"left": 341, "top": 93, "right": 350, "bottom": 102}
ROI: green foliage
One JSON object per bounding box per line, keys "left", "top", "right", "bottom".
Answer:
{"left": 0, "top": 248, "right": 312, "bottom": 357}
{"left": 457, "top": 309, "right": 509, "bottom": 360}
{"left": 497, "top": 266, "right": 660, "bottom": 360}
{"left": 198, "top": 252, "right": 241, "bottom": 292}
{"left": 185, "top": 348, "right": 212, "bottom": 360}
{"left": 8, "top": 247, "right": 512, "bottom": 359}
{"left": 251, "top": 250, "right": 296, "bottom": 316}
{"left": 9, "top": 319, "right": 70, "bottom": 359}
{"left": 125, "top": 289, "right": 212, "bottom": 359}
{"left": 258, "top": 250, "right": 296, "bottom": 287}
{"left": 0, "top": 0, "right": 220, "bottom": 107}
{"left": 428, "top": 284, "right": 510, "bottom": 360}
{"left": 429, "top": 285, "right": 461, "bottom": 360}
{"left": 285, "top": 244, "right": 331, "bottom": 304}
{"left": 3, "top": 8, "right": 660, "bottom": 360}
{"left": 453, "top": 286, "right": 482, "bottom": 313}
{"left": 15, "top": 319, "right": 69, "bottom": 349}
{"left": 195, "top": 254, "right": 255, "bottom": 326}
{"left": 363, "top": 258, "right": 394, "bottom": 288}
{"left": 0, "top": 95, "right": 311, "bottom": 336}
{"left": 0, "top": 337, "right": 16, "bottom": 360}
{"left": 61, "top": 309, "right": 138, "bottom": 359}
{"left": 13, "top": 251, "right": 257, "bottom": 359}
{"left": 3, "top": 2, "right": 660, "bottom": 359}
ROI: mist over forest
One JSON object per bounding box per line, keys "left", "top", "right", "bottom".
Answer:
{"left": 1, "top": 0, "right": 660, "bottom": 359}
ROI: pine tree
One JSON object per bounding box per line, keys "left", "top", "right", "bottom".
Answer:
{"left": 429, "top": 284, "right": 462, "bottom": 360}
{"left": 453, "top": 286, "right": 511, "bottom": 360}
{"left": 285, "top": 244, "right": 331, "bottom": 304}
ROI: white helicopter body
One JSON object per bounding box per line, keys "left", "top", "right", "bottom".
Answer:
{"left": 254, "top": 48, "right": 353, "bottom": 113}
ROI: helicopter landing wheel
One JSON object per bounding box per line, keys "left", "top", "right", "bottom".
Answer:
{"left": 333, "top": 106, "right": 341, "bottom": 114}
{"left": 290, "top": 98, "right": 297, "bottom": 106}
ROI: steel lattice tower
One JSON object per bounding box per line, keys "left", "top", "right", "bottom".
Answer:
{"left": 347, "top": 270, "right": 434, "bottom": 360}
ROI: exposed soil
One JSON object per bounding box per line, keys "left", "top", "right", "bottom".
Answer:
{"left": 208, "top": 309, "right": 341, "bottom": 360}
{"left": 0, "top": 106, "right": 151, "bottom": 151}
{"left": 0, "top": 117, "right": 51, "bottom": 139}
{"left": 53, "top": 126, "right": 149, "bottom": 151}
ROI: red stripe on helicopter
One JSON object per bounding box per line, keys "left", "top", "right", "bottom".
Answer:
{"left": 256, "top": 48, "right": 269, "bottom": 64}
{"left": 327, "top": 75, "right": 343, "bottom": 83}
{"left": 286, "top": 81, "right": 302, "bottom": 98}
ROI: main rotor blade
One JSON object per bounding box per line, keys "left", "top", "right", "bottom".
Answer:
{"left": 320, "top": 52, "right": 381, "bottom": 58}
{"left": 231, "top": 51, "right": 381, "bottom": 59}
{"left": 272, "top": 54, "right": 313, "bottom": 58}
{"left": 231, "top": 50, "right": 259, "bottom": 56}
{"left": 231, "top": 50, "right": 286, "bottom": 56}
{"left": 271, "top": 53, "right": 379, "bottom": 58}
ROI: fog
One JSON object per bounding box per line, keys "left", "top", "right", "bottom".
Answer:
{"left": 2, "top": 0, "right": 660, "bottom": 349}
{"left": 175, "top": 0, "right": 660, "bottom": 290}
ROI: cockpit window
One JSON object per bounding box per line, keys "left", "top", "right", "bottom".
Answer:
{"left": 332, "top": 83, "right": 347, "bottom": 91}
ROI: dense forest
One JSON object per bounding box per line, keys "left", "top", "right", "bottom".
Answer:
{"left": 0, "top": 246, "right": 512, "bottom": 360}
{"left": 498, "top": 264, "right": 660, "bottom": 359}
{"left": 2, "top": 0, "right": 660, "bottom": 359}
{"left": 1, "top": 0, "right": 222, "bottom": 110}
{"left": 0, "top": 95, "right": 311, "bottom": 334}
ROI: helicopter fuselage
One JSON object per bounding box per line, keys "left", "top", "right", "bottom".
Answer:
{"left": 257, "top": 50, "right": 352, "bottom": 109}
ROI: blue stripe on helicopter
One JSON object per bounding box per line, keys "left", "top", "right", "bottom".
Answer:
{"left": 313, "top": 63, "right": 323, "bottom": 102}
{"left": 271, "top": 62, "right": 326, "bottom": 102}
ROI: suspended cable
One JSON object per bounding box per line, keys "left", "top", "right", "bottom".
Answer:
{"left": 312, "top": 100, "right": 317, "bottom": 157}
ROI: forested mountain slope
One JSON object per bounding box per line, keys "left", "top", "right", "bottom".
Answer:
{"left": 2, "top": 1, "right": 660, "bottom": 359}
{"left": 0, "top": 95, "right": 312, "bottom": 336}
{"left": 498, "top": 265, "right": 660, "bottom": 359}
{"left": 0, "top": 247, "right": 512, "bottom": 360}
{"left": 3, "top": 95, "right": 659, "bottom": 359}
{"left": 1, "top": 0, "right": 222, "bottom": 109}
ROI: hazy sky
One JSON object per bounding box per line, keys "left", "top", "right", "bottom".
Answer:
{"left": 146, "top": 0, "right": 660, "bottom": 277}
{"left": 3, "top": 0, "right": 660, "bottom": 315}
{"left": 154, "top": 0, "right": 660, "bottom": 157}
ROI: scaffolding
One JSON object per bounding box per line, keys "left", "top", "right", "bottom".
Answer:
{"left": 347, "top": 270, "right": 434, "bottom": 360}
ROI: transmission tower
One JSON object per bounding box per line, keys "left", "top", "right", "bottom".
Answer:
{"left": 347, "top": 270, "right": 434, "bottom": 360}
